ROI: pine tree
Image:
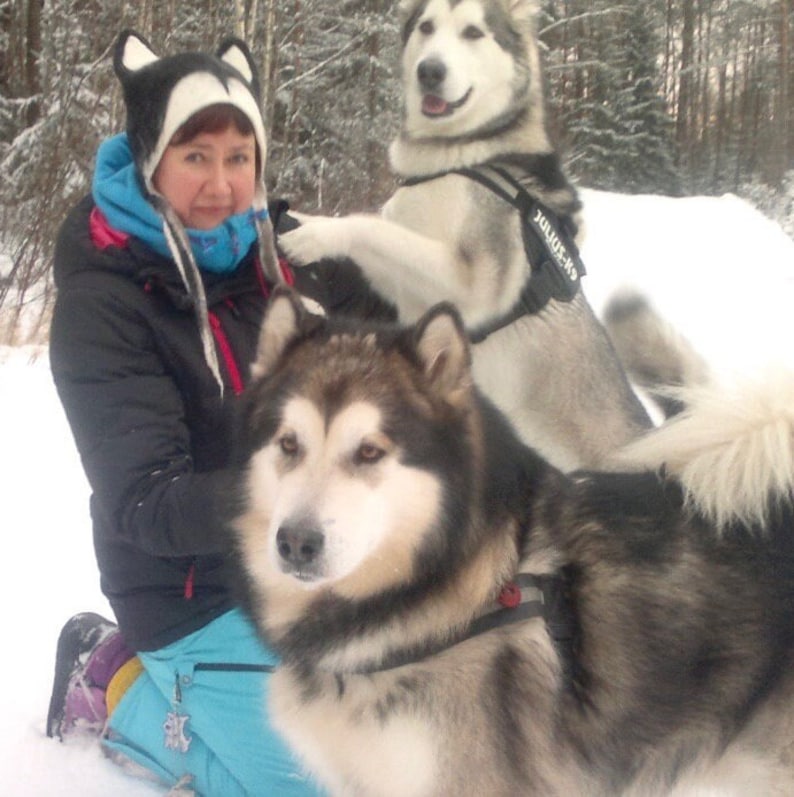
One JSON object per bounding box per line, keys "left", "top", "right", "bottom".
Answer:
{"left": 557, "top": 1, "right": 626, "bottom": 189}
{"left": 542, "top": 0, "right": 681, "bottom": 194}
{"left": 612, "top": 2, "right": 681, "bottom": 194}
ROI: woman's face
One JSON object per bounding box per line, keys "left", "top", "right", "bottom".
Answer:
{"left": 153, "top": 125, "right": 257, "bottom": 230}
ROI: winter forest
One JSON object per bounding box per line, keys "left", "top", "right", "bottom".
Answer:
{"left": 1, "top": 0, "right": 793, "bottom": 344}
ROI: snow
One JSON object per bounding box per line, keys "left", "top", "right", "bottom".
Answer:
{"left": 0, "top": 345, "right": 161, "bottom": 796}
{"left": 1, "top": 189, "right": 793, "bottom": 795}
{"left": 579, "top": 189, "right": 794, "bottom": 376}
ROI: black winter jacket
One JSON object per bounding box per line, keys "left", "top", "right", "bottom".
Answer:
{"left": 50, "top": 195, "right": 394, "bottom": 651}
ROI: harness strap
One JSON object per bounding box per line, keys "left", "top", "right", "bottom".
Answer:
{"left": 404, "top": 161, "right": 586, "bottom": 342}
{"left": 349, "top": 571, "right": 575, "bottom": 675}
{"left": 464, "top": 572, "right": 547, "bottom": 639}
{"left": 463, "top": 571, "right": 574, "bottom": 646}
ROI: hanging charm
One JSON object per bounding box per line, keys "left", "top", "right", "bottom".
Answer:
{"left": 164, "top": 674, "right": 192, "bottom": 753}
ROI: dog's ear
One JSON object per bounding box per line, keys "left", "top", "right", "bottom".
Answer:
{"left": 507, "top": 0, "right": 539, "bottom": 21}
{"left": 397, "top": 0, "right": 422, "bottom": 18}
{"left": 413, "top": 303, "right": 472, "bottom": 407}
{"left": 252, "top": 287, "right": 325, "bottom": 380}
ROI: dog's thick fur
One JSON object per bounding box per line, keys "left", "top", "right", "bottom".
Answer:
{"left": 280, "top": 0, "right": 649, "bottom": 470}
{"left": 234, "top": 288, "right": 794, "bottom": 797}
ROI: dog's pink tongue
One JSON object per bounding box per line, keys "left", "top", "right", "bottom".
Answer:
{"left": 422, "top": 95, "right": 449, "bottom": 115}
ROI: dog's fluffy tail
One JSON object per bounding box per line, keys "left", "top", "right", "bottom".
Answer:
{"left": 603, "top": 290, "right": 709, "bottom": 418}
{"left": 614, "top": 372, "right": 794, "bottom": 530}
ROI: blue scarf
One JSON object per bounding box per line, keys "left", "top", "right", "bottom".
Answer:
{"left": 92, "top": 133, "right": 262, "bottom": 274}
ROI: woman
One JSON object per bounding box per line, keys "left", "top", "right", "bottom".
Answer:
{"left": 46, "top": 31, "right": 392, "bottom": 795}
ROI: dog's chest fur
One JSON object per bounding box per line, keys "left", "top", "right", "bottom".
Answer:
{"left": 269, "top": 623, "right": 567, "bottom": 797}
{"left": 271, "top": 667, "right": 438, "bottom": 796}
{"left": 382, "top": 175, "right": 528, "bottom": 324}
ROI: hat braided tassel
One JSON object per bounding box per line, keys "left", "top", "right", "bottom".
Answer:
{"left": 154, "top": 196, "right": 225, "bottom": 396}
{"left": 253, "top": 185, "right": 286, "bottom": 287}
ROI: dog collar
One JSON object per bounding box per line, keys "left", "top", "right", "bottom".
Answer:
{"left": 464, "top": 571, "right": 578, "bottom": 691}
{"left": 465, "top": 571, "right": 574, "bottom": 645}
{"left": 464, "top": 572, "right": 548, "bottom": 638}
{"left": 402, "top": 160, "right": 586, "bottom": 343}
{"left": 349, "top": 571, "right": 575, "bottom": 676}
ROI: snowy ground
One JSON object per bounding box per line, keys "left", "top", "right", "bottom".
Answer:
{"left": 0, "top": 346, "right": 161, "bottom": 795}
{"left": 1, "top": 189, "right": 793, "bottom": 795}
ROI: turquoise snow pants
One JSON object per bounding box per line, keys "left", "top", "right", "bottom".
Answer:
{"left": 102, "top": 608, "right": 323, "bottom": 796}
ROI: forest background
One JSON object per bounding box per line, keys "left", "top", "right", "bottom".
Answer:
{"left": 1, "top": 0, "right": 793, "bottom": 343}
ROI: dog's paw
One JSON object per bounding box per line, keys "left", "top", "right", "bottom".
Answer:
{"left": 279, "top": 216, "right": 351, "bottom": 266}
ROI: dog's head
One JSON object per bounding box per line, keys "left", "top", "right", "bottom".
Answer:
{"left": 235, "top": 288, "right": 478, "bottom": 613}
{"left": 397, "top": 0, "right": 542, "bottom": 140}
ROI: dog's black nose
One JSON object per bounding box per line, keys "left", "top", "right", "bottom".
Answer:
{"left": 417, "top": 57, "right": 446, "bottom": 92}
{"left": 277, "top": 524, "right": 324, "bottom": 566}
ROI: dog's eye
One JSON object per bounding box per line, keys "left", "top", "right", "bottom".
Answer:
{"left": 462, "top": 25, "right": 484, "bottom": 40}
{"left": 418, "top": 19, "right": 434, "bottom": 35}
{"left": 355, "top": 442, "right": 386, "bottom": 465}
{"left": 279, "top": 433, "right": 299, "bottom": 456}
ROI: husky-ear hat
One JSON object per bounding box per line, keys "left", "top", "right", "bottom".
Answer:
{"left": 113, "top": 30, "right": 267, "bottom": 192}
{"left": 112, "top": 31, "right": 284, "bottom": 391}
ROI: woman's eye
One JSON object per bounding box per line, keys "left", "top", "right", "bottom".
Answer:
{"left": 462, "top": 25, "right": 484, "bottom": 40}
{"left": 419, "top": 19, "right": 434, "bottom": 35}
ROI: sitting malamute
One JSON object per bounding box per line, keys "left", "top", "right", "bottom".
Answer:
{"left": 235, "top": 287, "right": 794, "bottom": 797}
{"left": 280, "top": 0, "right": 650, "bottom": 470}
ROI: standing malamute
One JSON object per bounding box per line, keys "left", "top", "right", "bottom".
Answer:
{"left": 235, "top": 287, "right": 794, "bottom": 797}
{"left": 280, "top": 0, "right": 649, "bottom": 470}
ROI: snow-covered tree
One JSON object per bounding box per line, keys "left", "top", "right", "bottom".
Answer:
{"left": 541, "top": 0, "right": 681, "bottom": 194}
{"left": 1, "top": 0, "right": 791, "bottom": 342}
{"left": 0, "top": 0, "right": 401, "bottom": 341}
{"left": 263, "top": 0, "right": 400, "bottom": 213}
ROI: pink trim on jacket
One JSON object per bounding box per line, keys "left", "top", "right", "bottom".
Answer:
{"left": 208, "top": 309, "right": 245, "bottom": 397}
{"left": 89, "top": 207, "right": 131, "bottom": 250}
{"left": 89, "top": 204, "right": 296, "bottom": 399}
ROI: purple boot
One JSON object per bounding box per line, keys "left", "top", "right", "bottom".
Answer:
{"left": 46, "top": 612, "right": 134, "bottom": 740}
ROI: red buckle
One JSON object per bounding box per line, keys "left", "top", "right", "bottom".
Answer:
{"left": 497, "top": 582, "right": 522, "bottom": 609}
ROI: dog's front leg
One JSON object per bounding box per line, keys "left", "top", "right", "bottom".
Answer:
{"left": 279, "top": 212, "right": 356, "bottom": 265}
{"left": 280, "top": 214, "right": 477, "bottom": 319}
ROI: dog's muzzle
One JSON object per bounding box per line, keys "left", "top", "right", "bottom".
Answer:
{"left": 417, "top": 58, "right": 472, "bottom": 117}
{"left": 418, "top": 57, "right": 446, "bottom": 93}
{"left": 277, "top": 523, "right": 325, "bottom": 580}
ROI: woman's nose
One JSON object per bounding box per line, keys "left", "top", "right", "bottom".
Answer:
{"left": 206, "top": 163, "right": 232, "bottom": 194}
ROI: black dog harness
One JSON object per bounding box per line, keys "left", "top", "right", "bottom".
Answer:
{"left": 403, "top": 160, "right": 587, "bottom": 342}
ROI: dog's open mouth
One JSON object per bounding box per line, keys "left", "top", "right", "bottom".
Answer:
{"left": 421, "top": 87, "right": 472, "bottom": 117}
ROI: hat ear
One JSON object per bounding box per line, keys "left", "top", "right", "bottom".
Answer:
{"left": 114, "top": 30, "right": 159, "bottom": 79}
{"left": 217, "top": 38, "right": 261, "bottom": 102}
